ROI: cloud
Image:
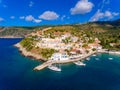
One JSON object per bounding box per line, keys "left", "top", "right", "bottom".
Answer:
{"left": 25, "top": 15, "right": 42, "bottom": 23}
{"left": 29, "top": 1, "right": 34, "bottom": 7}
{"left": 33, "top": 19, "right": 42, "bottom": 23}
{"left": 101, "top": 0, "right": 110, "bottom": 10}
{"left": 0, "top": 0, "right": 2, "bottom": 3}
{"left": 70, "top": 0, "right": 94, "bottom": 15}
{"left": 0, "top": 0, "right": 7, "bottom": 8}
{"left": 10, "top": 16, "right": 15, "bottom": 19}
{"left": 61, "top": 15, "right": 66, "bottom": 21}
{"left": 3, "top": 4, "right": 7, "bottom": 8}
{"left": 90, "top": 10, "right": 119, "bottom": 21}
{"left": 19, "top": 16, "right": 25, "bottom": 19}
{"left": 0, "top": 17, "right": 4, "bottom": 22}
{"left": 25, "top": 15, "right": 34, "bottom": 21}
{"left": 67, "top": 16, "right": 70, "bottom": 19}
{"left": 39, "top": 11, "right": 59, "bottom": 20}
{"left": 113, "top": 12, "right": 119, "bottom": 16}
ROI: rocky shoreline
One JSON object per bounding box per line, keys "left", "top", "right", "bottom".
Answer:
{"left": 15, "top": 43, "right": 120, "bottom": 71}
{"left": 14, "top": 43, "right": 46, "bottom": 61}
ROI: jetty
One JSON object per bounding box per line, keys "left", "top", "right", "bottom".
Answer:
{"left": 34, "top": 60, "right": 53, "bottom": 70}
{"left": 34, "top": 52, "right": 95, "bottom": 71}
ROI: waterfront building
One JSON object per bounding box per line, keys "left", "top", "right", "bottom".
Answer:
{"left": 51, "top": 53, "right": 69, "bottom": 61}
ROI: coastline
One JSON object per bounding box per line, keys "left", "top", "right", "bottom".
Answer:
{"left": 98, "top": 49, "right": 120, "bottom": 55}
{"left": 15, "top": 43, "right": 120, "bottom": 71}
{"left": 34, "top": 52, "right": 96, "bottom": 71}
{"left": 0, "top": 36, "right": 23, "bottom": 39}
{"left": 14, "top": 43, "right": 46, "bottom": 61}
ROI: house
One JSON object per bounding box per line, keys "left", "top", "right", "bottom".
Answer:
{"left": 70, "top": 49, "right": 77, "bottom": 55}
{"left": 70, "top": 49, "right": 81, "bottom": 55}
{"left": 84, "top": 46, "right": 91, "bottom": 50}
{"left": 110, "top": 43, "right": 116, "bottom": 47}
{"left": 61, "top": 32, "right": 71, "bottom": 39}
{"left": 71, "top": 36, "right": 78, "bottom": 42}
{"left": 51, "top": 53, "right": 69, "bottom": 61}
{"left": 95, "top": 38, "right": 101, "bottom": 43}
{"left": 88, "top": 43, "right": 102, "bottom": 50}
{"left": 79, "top": 48, "right": 86, "bottom": 54}
{"left": 54, "top": 32, "right": 61, "bottom": 37}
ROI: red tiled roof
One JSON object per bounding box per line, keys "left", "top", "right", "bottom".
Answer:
{"left": 54, "top": 32, "right": 61, "bottom": 35}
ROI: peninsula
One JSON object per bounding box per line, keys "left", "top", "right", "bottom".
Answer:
{"left": 15, "top": 25, "right": 103, "bottom": 71}
{"left": 15, "top": 20, "right": 120, "bottom": 71}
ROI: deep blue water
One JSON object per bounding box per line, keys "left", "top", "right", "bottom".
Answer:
{"left": 0, "top": 39, "right": 120, "bottom": 90}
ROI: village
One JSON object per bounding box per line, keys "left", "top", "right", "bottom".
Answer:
{"left": 24, "top": 27, "right": 103, "bottom": 71}
{"left": 31, "top": 28, "right": 102, "bottom": 60}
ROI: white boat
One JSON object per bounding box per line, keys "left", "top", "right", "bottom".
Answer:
{"left": 92, "top": 54, "right": 96, "bottom": 56}
{"left": 48, "top": 65, "right": 61, "bottom": 72}
{"left": 74, "top": 61, "right": 86, "bottom": 66}
{"left": 108, "top": 58, "right": 113, "bottom": 60}
{"left": 86, "top": 57, "right": 90, "bottom": 61}
{"left": 95, "top": 58, "right": 99, "bottom": 60}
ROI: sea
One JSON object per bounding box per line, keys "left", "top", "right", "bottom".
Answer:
{"left": 0, "top": 38, "right": 120, "bottom": 90}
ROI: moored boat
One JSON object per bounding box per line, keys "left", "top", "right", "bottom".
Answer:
{"left": 92, "top": 54, "right": 96, "bottom": 56}
{"left": 86, "top": 57, "right": 90, "bottom": 61}
{"left": 48, "top": 65, "right": 61, "bottom": 71}
{"left": 95, "top": 58, "right": 99, "bottom": 60}
{"left": 74, "top": 61, "right": 86, "bottom": 66}
{"left": 108, "top": 58, "right": 113, "bottom": 60}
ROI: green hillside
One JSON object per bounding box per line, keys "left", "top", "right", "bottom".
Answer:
{"left": 1, "top": 19, "right": 120, "bottom": 50}
{"left": 0, "top": 26, "right": 50, "bottom": 38}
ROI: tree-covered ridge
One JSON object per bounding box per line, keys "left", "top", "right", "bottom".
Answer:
{"left": 20, "top": 37, "right": 55, "bottom": 59}
{"left": 0, "top": 26, "right": 50, "bottom": 38}
{"left": 1, "top": 19, "right": 120, "bottom": 50}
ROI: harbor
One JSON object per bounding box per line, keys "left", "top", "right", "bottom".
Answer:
{"left": 34, "top": 52, "right": 95, "bottom": 71}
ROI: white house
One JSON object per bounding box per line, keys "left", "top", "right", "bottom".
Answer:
{"left": 71, "top": 36, "right": 78, "bottom": 43}
{"left": 61, "top": 33, "right": 71, "bottom": 40}
{"left": 88, "top": 43, "right": 102, "bottom": 50}
{"left": 51, "top": 53, "right": 69, "bottom": 61}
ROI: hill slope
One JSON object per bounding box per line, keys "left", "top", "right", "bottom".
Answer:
{"left": 0, "top": 19, "right": 120, "bottom": 50}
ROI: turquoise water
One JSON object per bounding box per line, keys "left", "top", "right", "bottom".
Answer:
{"left": 0, "top": 39, "right": 120, "bottom": 90}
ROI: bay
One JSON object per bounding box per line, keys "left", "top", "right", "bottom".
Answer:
{"left": 0, "top": 39, "right": 120, "bottom": 90}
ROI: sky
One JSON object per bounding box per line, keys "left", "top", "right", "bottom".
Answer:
{"left": 0, "top": 0, "right": 120, "bottom": 26}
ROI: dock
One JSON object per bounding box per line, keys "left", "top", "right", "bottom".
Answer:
{"left": 34, "top": 60, "right": 53, "bottom": 70}
{"left": 34, "top": 52, "right": 96, "bottom": 71}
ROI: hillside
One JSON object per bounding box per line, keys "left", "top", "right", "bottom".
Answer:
{"left": 0, "top": 26, "right": 50, "bottom": 38}
{"left": 0, "top": 19, "right": 120, "bottom": 38}
{"left": 1, "top": 19, "right": 120, "bottom": 50}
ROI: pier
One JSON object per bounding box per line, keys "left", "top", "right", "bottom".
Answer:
{"left": 34, "top": 52, "right": 95, "bottom": 71}
{"left": 34, "top": 60, "right": 53, "bottom": 70}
